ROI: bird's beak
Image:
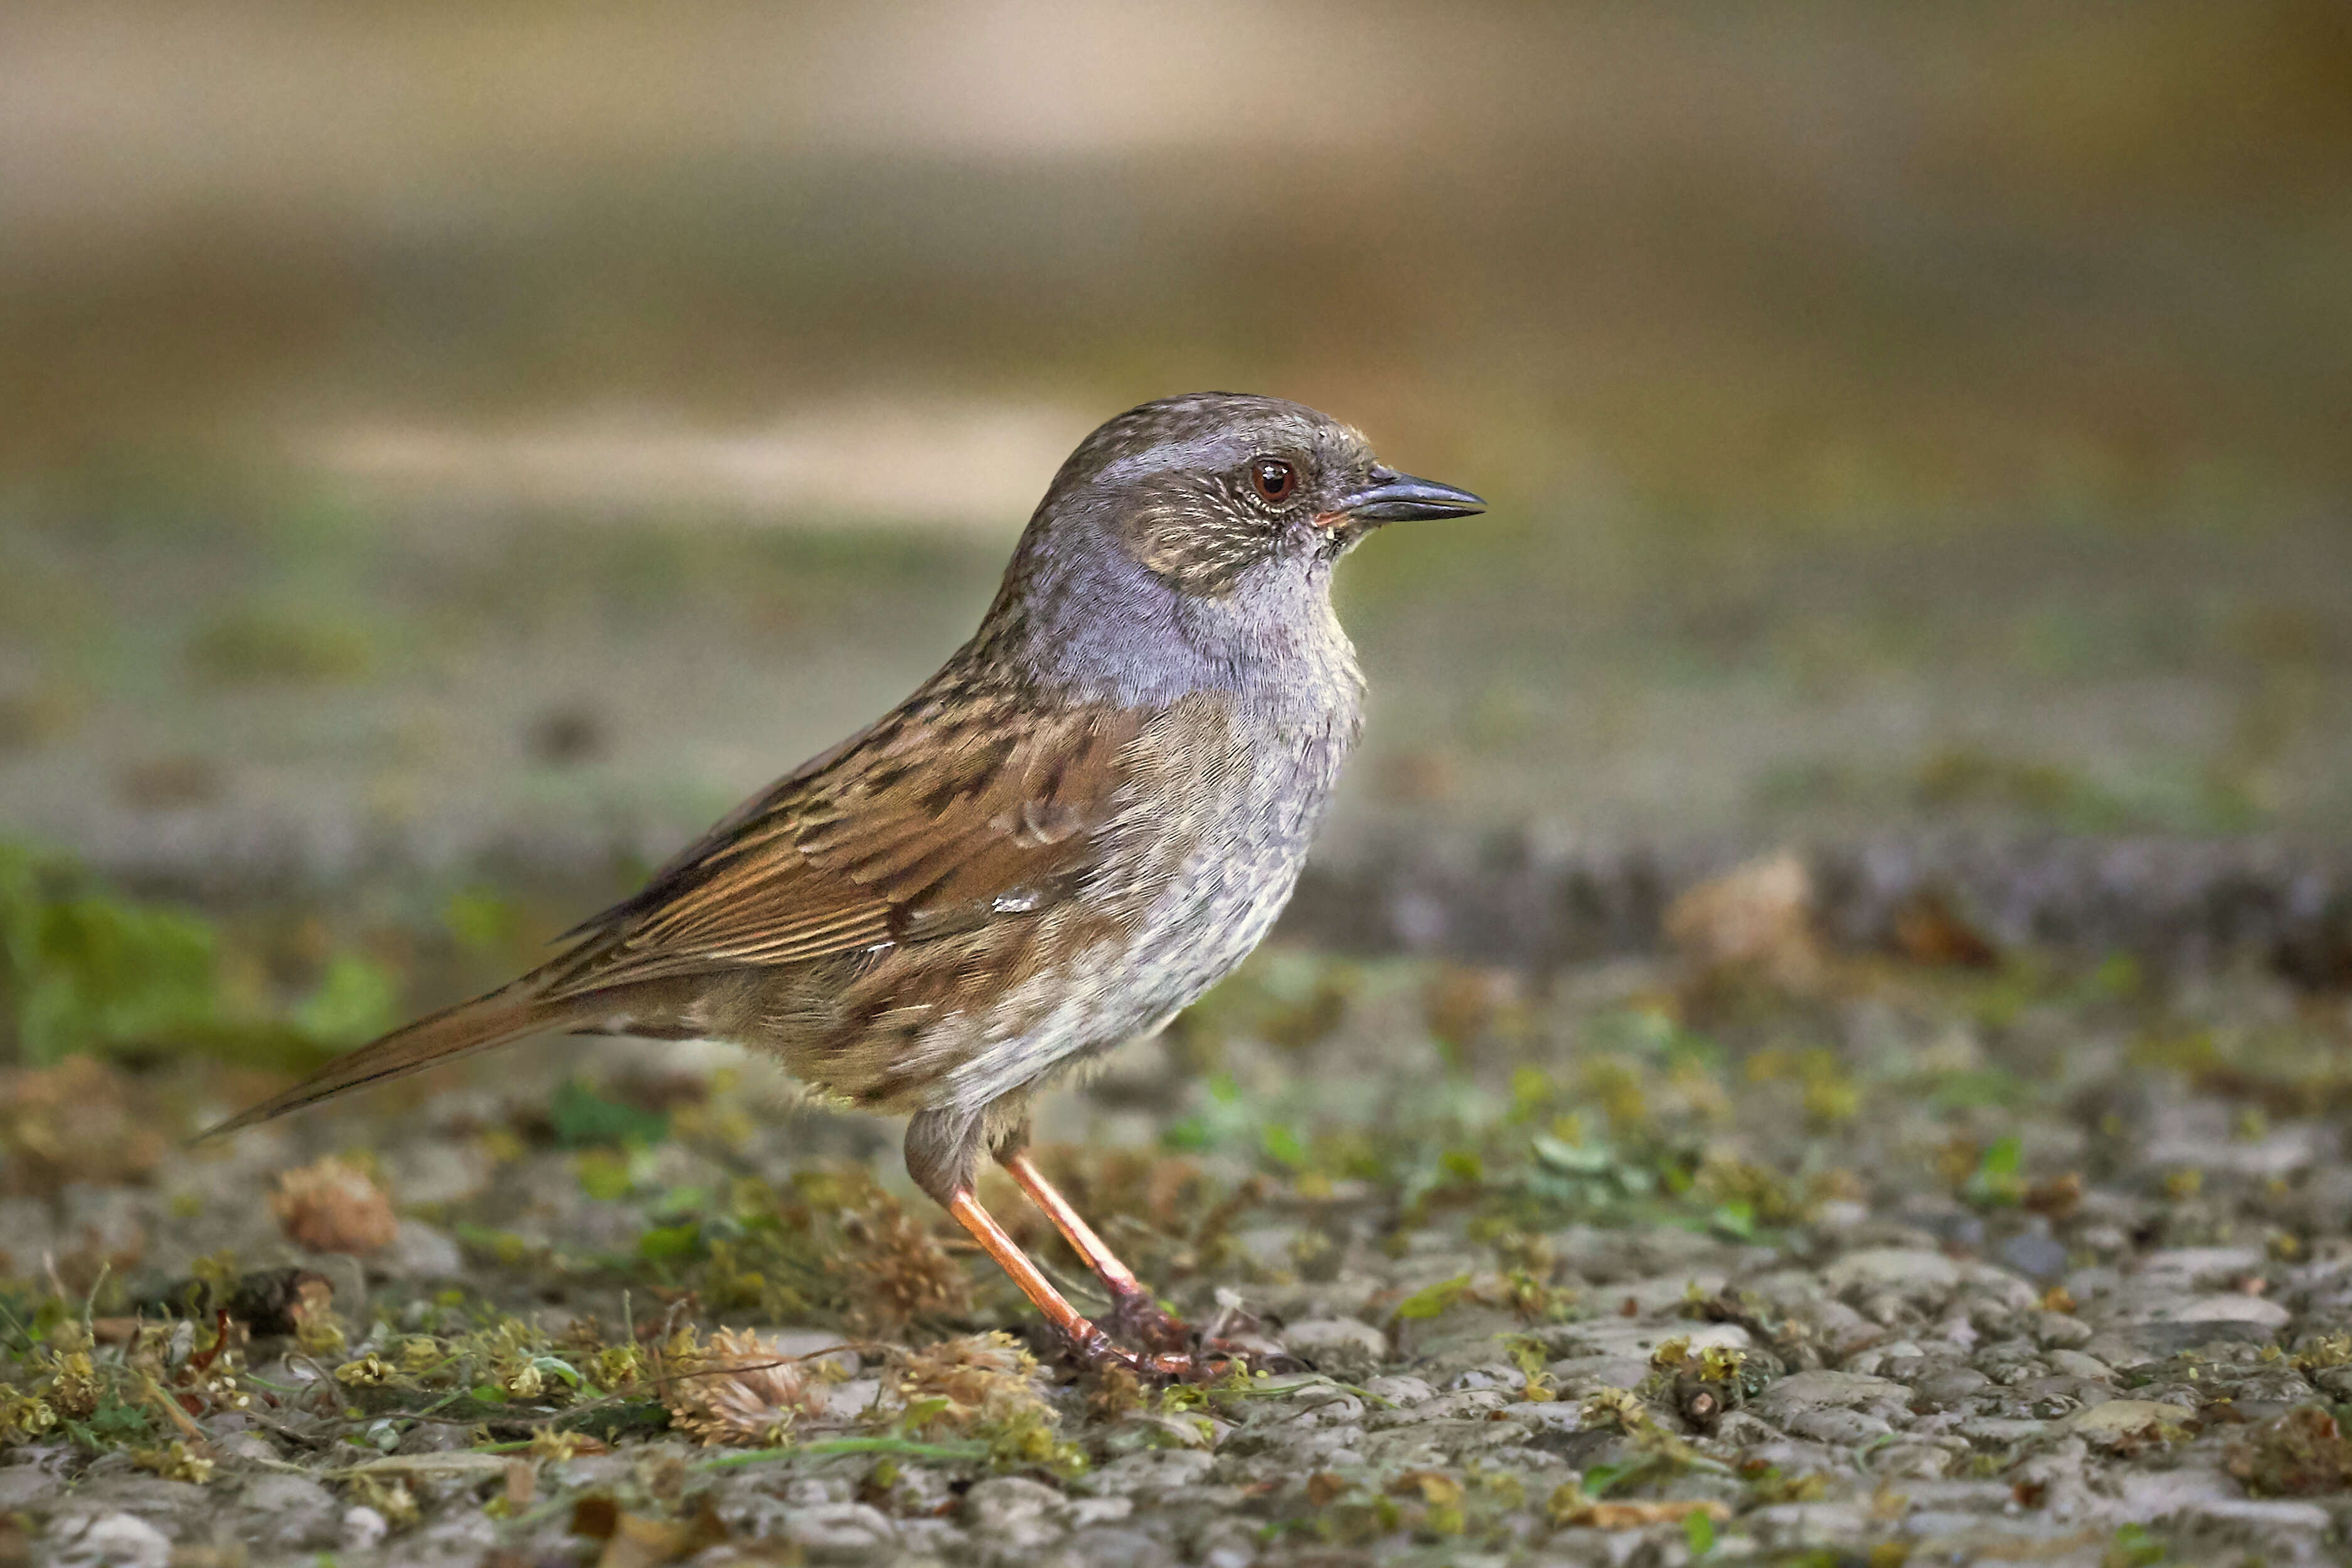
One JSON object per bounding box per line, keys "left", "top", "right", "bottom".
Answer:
{"left": 1328, "top": 469, "right": 1487, "bottom": 526}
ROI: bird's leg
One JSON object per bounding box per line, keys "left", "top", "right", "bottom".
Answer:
{"left": 1001, "top": 1150, "right": 1193, "bottom": 1357}
{"left": 942, "top": 1189, "right": 1194, "bottom": 1379}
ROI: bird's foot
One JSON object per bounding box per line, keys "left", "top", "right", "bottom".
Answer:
{"left": 1060, "top": 1306, "right": 1297, "bottom": 1384}
{"left": 1062, "top": 1325, "right": 1242, "bottom": 1384}
{"left": 1106, "top": 1289, "right": 1195, "bottom": 1358}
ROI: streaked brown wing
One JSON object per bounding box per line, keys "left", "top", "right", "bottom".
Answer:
{"left": 544, "top": 698, "right": 1142, "bottom": 994}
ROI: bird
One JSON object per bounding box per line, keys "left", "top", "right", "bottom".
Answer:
{"left": 202, "top": 393, "right": 1484, "bottom": 1376}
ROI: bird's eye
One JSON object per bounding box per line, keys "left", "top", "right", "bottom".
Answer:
{"left": 1250, "top": 458, "right": 1297, "bottom": 504}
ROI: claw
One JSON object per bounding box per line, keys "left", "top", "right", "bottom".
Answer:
{"left": 1055, "top": 1316, "right": 1292, "bottom": 1384}
{"left": 1106, "top": 1290, "right": 1194, "bottom": 1358}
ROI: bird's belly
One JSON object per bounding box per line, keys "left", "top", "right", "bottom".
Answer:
{"left": 934, "top": 718, "right": 1348, "bottom": 1110}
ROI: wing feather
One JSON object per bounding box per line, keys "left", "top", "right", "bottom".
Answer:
{"left": 543, "top": 699, "right": 1141, "bottom": 994}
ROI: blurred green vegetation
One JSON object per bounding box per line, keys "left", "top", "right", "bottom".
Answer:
{"left": 0, "top": 840, "right": 410, "bottom": 1071}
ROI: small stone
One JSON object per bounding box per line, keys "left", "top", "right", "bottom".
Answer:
{"left": 377, "top": 1141, "right": 492, "bottom": 1207}
{"left": 372, "top": 1219, "right": 464, "bottom": 1279}
{"left": 2112, "top": 1467, "right": 2240, "bottom": 1515}
{"left": 0, "top": 1466, "right": 62, "bottom": 1511}
{"left": 1956, "top": 1416, "right": 2052, "bottom": 1445}
{"left": 780, "top": 1475, "right": 854, "bottom": 1507}
{"left": 2174, "top": 1496, "right": 2331, "bottom": 1530}
{"left": 1059, "top": 1495, "right": 1136, "bottom": 1528}
{"left": 1361, "top": 1374, "right": 1435, "bottom": 1405}
{"left": 1841, "top": 1340, "right": 1922, "bottom": 1375}
{"left": 2033, "top": 1311, "right": 2094, "bottom": 1348}
{"left": 1563, "top": 1320, "right": 1752, "bottom": 1360}
{"left": 2066, "top": 1399, "right": 2190, "bottom": 1439}
{"left": 1283, "top": 1317, "right": 1388, "bottom": 1379}
{"left": 48, "top": 1512, "right": 173, "bottom": 1568}
{"left": 2046, "top": 1349, "right": 2113, "bottom": 1381}
{"left": 964, "top": 1476, "right": 1067, "bottom": 1550}
{"left": 1745, "top": 1502, "right": 1874, "bottom": 1550}
{"left": 1544, "top": 1354, "right": 1649, "bottom": 1395}
{"left": 1755, "top": 1370, "right": 1911, "bottom": 1411}
{"left": 821, "top": 1378, "right": 882, "bottom": 1421}
{"left": 1753, "top": 1370, "right": 1912, "bottom": 1444}
{"left": 2171, "top": 1295, "right": 2291, "bottom": 1327}
{"left": 1910, "top": 1367, "right": 1993, "bottom": 1410}
{"left": 2132, "top": 1248, "right": 2263, "bottom": 1289}
{"left": 784, "top": 1501, "right": 899, "bottom": 1561}
{"left": 1998, "top": 1231, "right": 2071, "bottom": 1282}
{"left": 1871, "top": 1443, "right": 1959, "bottom": 1480}
{"left": 1090, "top": 1449, "right": 1215, "bottom": 1498}
{"left": 340, "top": 1505, "right": 388, "bottom": 1550}
{"left": 1824, "top": 1249, "right": 1961, "bottom": 1299}
{"left": 1068, "top": 1526, "right": 1176, "bottom": 1568}
{"left": 233, "top": 1472, "right": 341, "bottom": 1554}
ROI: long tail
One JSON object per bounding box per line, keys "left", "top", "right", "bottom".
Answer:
{"left": 196, "top": 984, "right": 594, "bottom": 1141}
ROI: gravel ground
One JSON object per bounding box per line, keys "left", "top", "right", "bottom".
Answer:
{"left": 6, "top": 865, "right": 2352, "bottom": 1566}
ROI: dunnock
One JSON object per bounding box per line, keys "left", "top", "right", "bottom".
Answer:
{"left": 206, "top": 393, "right": 1482, "bottom": 1375}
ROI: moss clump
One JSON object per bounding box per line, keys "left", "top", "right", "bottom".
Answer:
{"left": 885, "top": 1332, "right": 1082, "bottom": 1476}
{"left": 2225, "top": 1406, "right": 2352, "bottom": 1496}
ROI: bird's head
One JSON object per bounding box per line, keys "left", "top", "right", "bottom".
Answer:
{"left": 987, "top": 393, "right": 1483, "bottom": 699}
{"left": 1047, "top": 392, "right": 1482, "bottom": 595}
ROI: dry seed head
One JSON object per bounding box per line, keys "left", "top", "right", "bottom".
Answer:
{"left": 661, "top": 1328, "right": 827, "bottom": 1447}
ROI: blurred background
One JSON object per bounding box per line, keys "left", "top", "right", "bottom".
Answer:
{"left": 4, "top": 0, "right": 2351, "bottom": 904}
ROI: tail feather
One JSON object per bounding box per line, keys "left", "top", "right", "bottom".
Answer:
{"left": 196, "top": 986, "right": 587, "bottom": 1141}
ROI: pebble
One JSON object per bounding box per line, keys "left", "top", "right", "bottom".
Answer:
{"left": 0, "top": 1466, "right": 62, "bottom": 1512}
{"left": 1282, "top": 1316, "right": 1388, "bottom": 1378}
{"left": 2045, "top": 1348, "right": 2114, "bottom": 1381}
{"left": 784, "top": 1502, "right": 900, "bottom": 1560}
{"left": 964, "top": 1476, "right": 1068, "bottom": 1550}
{"left": 2065, "top": 1399, "right": 2191, "bottom": 1438}
{"left": 1824, "top": 1248, "right": 1961, "bottom": 1298}
{"left": 339, "top": 1505, "right": 389, "bottom": 1551}
{"left": 1997, "top": 1230, "right": 2072, "bottom": 1281}
{"left": 231, "top": 1473, "right": 341, "bottom": 1554}
{"left": 45, "top": 1512, "right": 172, "bottom": 1568}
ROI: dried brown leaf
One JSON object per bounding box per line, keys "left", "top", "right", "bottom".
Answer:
{"left": 269, "top": 1157, "right": 396, "bottom": 1256}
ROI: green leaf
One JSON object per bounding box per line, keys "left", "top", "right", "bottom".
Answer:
{"left": 1684, "top": 1508, "right": 1716, "bottom": 1555}
{"left": 1393, "top": 1273, "right": 1473, "bottom": 1321}
{"left": 1964, "top": 1134, "right": 2028, "bottom": 1207}
{"left": 1260, "top": 1122, "right": 1307, "bottom": 1170}
{"left": 549, "top": 1078, "right": 669, "bottom": 1148}
{"left": 293, "top": 951, "right": 400, "bottom": 1047}
{"left": 574, "top": 1150, "right": 634, "bottom": 1202}
{"left": 895, "top": 1396, "right": 952, "bottom": 1434}
{"left": 1160, "top": 1118, "right": 1213, "bottom": 1153}
{"left": 636, "top": 1222, "right": 701, "bottom": 1263}
{"left": 531, "top": 1356, "right": 583, "bottom": 1388}
{"left": 1440, "top": 1149, "right": 1485, "bottom": 1185}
